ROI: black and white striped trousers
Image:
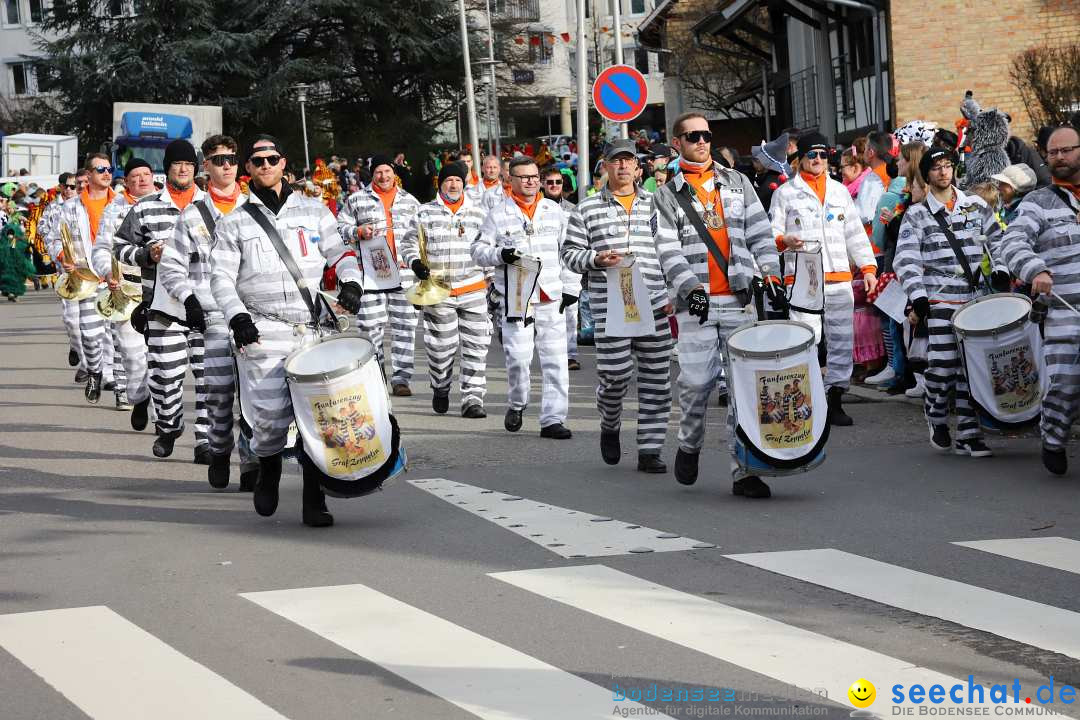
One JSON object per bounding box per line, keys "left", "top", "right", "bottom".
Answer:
{"left": 147, "top": 317, "right": 208, "bottom": 445}
{"left": 356, "top": 288, "right": 419, "bottom": 386}
{"left": 422, "top": 290, "right": 491, "bottom": 410}
{"left": 111, "top": 321, "right": 148, "bottom": 402}
{"left": 76, "top": 297, "right": 107, "bottom": 375}
{"left": 1040, "top": 307, "right": 1080, "bottom": 451}
{"left": 595, "top": 310, "right": 672, "bottom": 455}
{"left": 202, "top": 318, "right": 251, "bottom": 460}
{"left": 925, "top": 304, "right": 981, "bottom": 440}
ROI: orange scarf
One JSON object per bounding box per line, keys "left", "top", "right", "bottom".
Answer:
{"left": 511, "top": 191, "right": 540, "bottom": 220}
{"left": 800, "top": 171, "right": 827, "bottom": 205}
{"left": 442, "top": 193, "right": 464, "bottom": 215}
{"left": 81, "top": 188, "right": 115, "bottom": 241}
{"left": 482, "top": 178, "right": 499, "bottom": 189}
{"left": 373, "top": 184, "right": 399, "bottom": 255}
{"left": 167, "top": 185, "right": 196, "bottom": 210}
{"left": 682, "top": 165, "right": 731, "bottom": 296}
{"left": 1052, "top": 178, "right": 1080, "bottom": 202}
{"left": 209, "top": 184, "right": 241, "bottom": 215}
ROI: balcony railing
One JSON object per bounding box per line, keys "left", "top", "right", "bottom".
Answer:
{"left": 493, "top": 0, "right": 540, "bottom": 23}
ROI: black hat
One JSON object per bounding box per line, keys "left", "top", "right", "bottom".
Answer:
{"left": 796, "top": 132, "right": 829, "bottom": 157}
{"left": 163, "top": 140, "right": 197, "bottom": 170}
{"left": 124, "top": 158, "right": 153, "bottom": 176}
{"left": 919, "top": 147, "right": 957, "bottom": 181}
{"left": 243, "top": 135, "right": 285, "bottom": 163}
{"left": 438, "top": 161, "right": 468, "bottom": 187}
{"left": 370, "top": 154, "right": 395, "bottom": 173}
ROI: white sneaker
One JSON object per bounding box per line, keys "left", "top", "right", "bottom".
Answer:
{"left": 865, "top": 366, "right": 896, "bottom": 386}
{"left": 905, "top": 374, "right": 926, "bottom": 398}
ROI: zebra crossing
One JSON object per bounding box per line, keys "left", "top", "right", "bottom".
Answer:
{"left": 2, "top": 525, "right": 1078, "bottom": 720}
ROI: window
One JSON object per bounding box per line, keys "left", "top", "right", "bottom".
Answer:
{"left": 634, "top": 47, "right": 649, "bottom": 74}
{"left": 29, "top": 0, "right": 43, "bottom": 23}
{"left": 631, "top": 0, "right": 646, "bottom": 14}
{"left": 2, "top": 0, "right": 20, "bottom": 24}
{"left": 528, "top": 33, "right": 552, "bottom": 65}
{"left": 9, "top": 63, "right": 38, "bottom": 96}
{"left": 109, "top": 0, "right": 125, "bottom": 16}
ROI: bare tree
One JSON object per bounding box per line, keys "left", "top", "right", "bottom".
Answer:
{"left": 1010, "top": 44, "right": 1080, "bottom": 135}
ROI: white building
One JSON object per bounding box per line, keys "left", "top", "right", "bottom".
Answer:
{"left": 1, "top": 0, "right": 47, "bottom": 103}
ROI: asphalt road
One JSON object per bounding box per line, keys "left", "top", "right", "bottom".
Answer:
{"left": 2, "top": 290, "right": 1079, "bottom": 720}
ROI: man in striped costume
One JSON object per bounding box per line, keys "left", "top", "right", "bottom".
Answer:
{"left": 41, "top": 171, "right": 89, "bottom": 382}
{"left": 895, "top": 147, "right": 1000, "bottom": 458}
{"left": 472, "top": 155, "right": 578, "bottom": 439}
{"left": 211, "top": 135, "right": 365, "bottom": 527}
{"left": 563, "top": 139, "right": 672, "bottom": 473}
{"left": 399, "top": 162, "right": 491, "bottom": 418}
{"left": 161, "top": 134, "right": 257, "bottom": 491}
{"left": 653, "top": 112, "right": 785, "bottom": 498}
{"left": 92, "top": 158, "right": 156, "bottom": 414}
{"left": 990, "top": 125, "right": 1080, "bottom": 475}
{"left": 114, "top": 140, "right": 208, "bottom": 462}
{"left": 770, "top": 132, "right": 877, "bottom": 426}
{"left": 337, "top": 155, "right": 421, "bottom": 396}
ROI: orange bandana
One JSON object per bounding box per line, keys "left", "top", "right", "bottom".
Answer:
{"left": 511, "top": 191, "right": 540, "bottom": 220}
{"left": 800, "top": 171, "right": 827, "bottom": 205}
{"left": 167, "top": 185, "right": 196, "bottom": 210}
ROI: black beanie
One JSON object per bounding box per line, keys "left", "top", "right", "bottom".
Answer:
{"left": 370, "top": 154, "right": 395, "bottom": 174}
{"left": 796, "top": 132, "right": 829, "bottom": 157}
{"left": 438, "top": 161, "right": 468, "bottom": 187}
{"left": 919, "top": 147, "right": 957, "bottom": 181}
{"left": 163, "top": 140, "right": 197, "bottom": 169}
{"left": 124, "top": 158, "right": 153, "bottom": 176}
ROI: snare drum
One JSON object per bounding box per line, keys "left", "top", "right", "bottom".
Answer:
{"left": 725, "top": 320, "right": 829, "bottom": 476}
{"left": 284, "top": 332, "right": 406, "bottom": 497}
{"left": 952, "top": 293, "right": 1044, "bottom": 429}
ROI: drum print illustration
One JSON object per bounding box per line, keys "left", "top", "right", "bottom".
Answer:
{"left": 756, "top": 364, "right": 814, "bottom": 449}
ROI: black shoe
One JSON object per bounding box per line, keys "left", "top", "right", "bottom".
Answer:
{"left": 74, "top": 369, "right": 88, "bottom": 384}
{"left": 637, "top": 454, "right": 667, "bottom": 474}
{"left": 254, "top": 454, "right": 283, "bottom": 516}
{"left": 238, "top": 468, "right": 258, "bottom": 492}
{"left": 826, "top": 387, "right": 853, "bottom": 426}
{"left": 302, "top": 471, "right": 333, "bottom": 527}
{"left": 85, "top": 372, "right": 102, "bottom": 404}
{"left": 130, "top": 398, "right": 150, "bottom": 431}
{"left": 432, "top": 390, "right": 450, "bottom": 415}
{"left": 1042, "top": 446, "right": 1067, "bottom": 476}
{"left": 462, "top": 404, "right": 486, "bottom": 419}
{"left": 954, "top": 438, "right": 993, "bottom": 457}
{"left": 600, "top": 430, "right": 620, "bottom": 465}
{"left": 568, "top": 358, "right": 582, "bottom": 371}
{"left": 68, "top": 349, "right": 79, "bottom": 367}
{"left": 733, "top": 476, "right": 772, "bottom": 498}
{"left": 929, "top": 421, "right": 951, "bottom": 452}
{"left": 674, "top": 448, "right": 699, "bottom": 485}
{"left": 540, "top": 423, "right": 572, "bottom": 439}
{"left": 208, "top": 453, "right": 230, "bottom": 489}
{"left": 193, "top": 445, "right": 213, "bottom": 466}
{"left": 102, "top": 379, "right": 116, "bottom": 392}
{"left": 504, "top": 408, "right": 523, "bottom": 432}
{"left": 152, "top": 432, "right": 178, "bottom": 458}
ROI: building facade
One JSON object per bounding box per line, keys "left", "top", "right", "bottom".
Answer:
{"left": 1, "top": 0, "right": 46, "bottom": 103}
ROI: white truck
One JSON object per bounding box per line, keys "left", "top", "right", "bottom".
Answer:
{"left": 109, "top": 103, "right": 223, "bottom": 178}
{"left": 1, "top": 133, "right": 79, "bottom": 178}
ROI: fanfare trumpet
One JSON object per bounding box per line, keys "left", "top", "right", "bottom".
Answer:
{"left": 95, "top": 255, "right": 143, "bottom": 322}
{"left": 404, "top": 222, "right": 451, "bottom": 306}
{"left": 55, "top": 222, "right": 100, "bottom": 301}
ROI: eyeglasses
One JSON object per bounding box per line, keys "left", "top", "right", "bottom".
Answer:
{"left": 544, "top": 179, "right": 563, "bottom": 185}
{"left": 1047, "top": 145, "right": 1080, "bottom": 158}
{"left": 680, "top": 130, "right": 713, "bottom": 144}
{"left": 92, "top": 166, "right": 113, "bottom": 174}
{"left": 511, "top": 174, "right": 540, "bottom": 182}
{"left": 249, "top": 155, "right": 282, "bottom": 167}
{"left": 208, "top": 153, "right": 238, "bottom": 167}
{"left": 929, "top": 162, "right": 954, "bottom": 173}
{"left": 64, "top": 184, "right": 76, "bottom": 190}
{"left": 805, "top": 150, "right": 828, "bottom": 160}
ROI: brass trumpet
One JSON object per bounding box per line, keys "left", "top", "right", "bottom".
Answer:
{"left": 55, "top": 222, "right": 100, "bottom": 301}
{"left": 95, "top": 255, "right": 143, "bottom": 322}
{"left": 405, "top": 222, "right": 451, "bottom": 306}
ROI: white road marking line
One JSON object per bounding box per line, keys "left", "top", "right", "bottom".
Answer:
{"left": 953, "top": 537, "right": 1080, "bottom": 576}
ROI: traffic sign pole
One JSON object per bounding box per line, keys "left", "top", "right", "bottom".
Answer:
{"left": 611, "top": 0, "right": 628, "bottom": 139}
{"left": 576, "top": 0, "right": 589, "bottom": 203}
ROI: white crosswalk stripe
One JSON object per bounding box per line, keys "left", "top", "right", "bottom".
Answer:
{"left": 953, "top": 537, "right": 1080, "bottom": 575}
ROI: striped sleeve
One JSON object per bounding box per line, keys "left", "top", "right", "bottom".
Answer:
{"left": 652, "top": 189, "right": 700, "bottom": 300}
{"left": 398, "top": 206, "right": 422, "bottom": 268}
{"left": 318, "top": 206, "right": 361, "bottom": 284}
{"left": 561, "top": 205, "right": 596, "bottom": 274}
{"left": 336, "top": 192, "right": 365, "bottom": 245}
{"left": 893, "top": 210, "right": 926, "bottom": 301}
{"left": 842, "top": 192, "right": 877, "bottom": 272}
{"left": 209, "top": 214, "right": 245, "bottom": 324}
{"left": 159, "top": 205, "right": 198, "bottom": 304}
{"left": 740, "top": 174, "right": 780, "bottom": 276}
{"left": 112, "top": 208, "right": 146, "bottom": 267}
{"left": 993, "top": 199, "right": 1047, "bottom": 283}
{"left": 471, "top": 208, "right": 503, "bottom": 268}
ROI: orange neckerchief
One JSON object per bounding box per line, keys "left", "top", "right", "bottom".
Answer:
{"left": 373, "top": 183, "right": 399, "bottom": 255}
{"left": 167, "top": 185, "right": 196, "bottom": 210}
{"left": 511, "top": 191, "right": 540, "bottom": 220}
{"left": 1052, "top": 178, "right": 1080, "bottom": 202}
{"left": 467, "top": 170, "right": 479, "bottom": 187}
{"left": 482, "top": 178, "right": 499, "bottom": 189}
{"left": 441, "top": 193, "right": 464, "bottom": 215}
{"left": 682, "top": 165, "right": 731, "bottom": 296}
{"left": 81, "top": 187, "right": 116, "bottom": 241}
{"left": 123, "top": 191, "right": 137, "bottom": 205}
{"left": 209, "top": 184, "right": 241, "bottom": 215}
{"left": 800, "top": 171, "right": 827, "bottom": 205}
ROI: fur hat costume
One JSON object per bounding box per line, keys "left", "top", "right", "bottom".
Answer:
{"left": 958, "top": 90, "right": 1010, "bottom": 190}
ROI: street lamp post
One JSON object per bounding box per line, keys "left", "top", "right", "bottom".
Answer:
{"left": 292, "top": 83, "right": 311, "bottom": 173}
{"left": 457, "top": 0, "right": 483, "bottom": 176}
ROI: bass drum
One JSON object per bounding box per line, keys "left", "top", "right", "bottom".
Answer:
{"left": 725, "top": 320, "right": 829, "bottom": 476}
{"left": 284, "top": 332, "right": 406, "bottom": 497}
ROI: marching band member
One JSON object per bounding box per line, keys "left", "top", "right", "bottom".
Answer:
{"left": 990, "top": 125, "right": 1080, "bottom": 475}
{"left": 543, "top": 166, "right": 584, "bottom": 371}
{"left": 92, "top": 158, "right": 156, "bottom": 413}
{"left": 161, "top": 134, "right": 257, "bottom": 490}
{"left": 41, "top": 171, "right": 88, "bottom": 381}
{"left": 337, "top": 155, "right": 421, "bottom": 397}
{"left": 399, "top": 161, "right": 491, "bottom": 418}
{"left": 653, "top": 112, "right": 784, "bottom": 498}
{"left": 113, "top": 139, "right": 209, "bottom": 462}
{"left": 895, "top": 146, "right": 999, "bottom": 457}
{"left": 770, "top": 132, "right": 877, "bottom": 426}
{"left": 480, "top": 154, "right": 505, "bottom": 208}
{"left": 563, "top": 139, "right": 672, "bottom": 473}
{"left": 210, "top": 135, "right": 365, "bottom": 527}
{"left": 472, "top": 155, "right": 577, "bottom": 439}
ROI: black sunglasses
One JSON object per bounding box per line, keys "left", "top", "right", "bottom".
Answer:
{"left": 680, "top": 130, "right": 712, "bottom": 144}
{"left": 804, "top": 150, "right": 828, "bottom": 160}
{"left": 64, "top": 184, "right": 77, "bottom": 189}
{"left": 92, "top": 165, "right": 114, "bottom": 174}
{"left": 544, "top": 178, "right": 563, "bottom": 185}
{"left": 209, "top": 153, "right": 238, "bottom": 167}
{"left": 249, "top": 155, "right": 282, "bottom": 167}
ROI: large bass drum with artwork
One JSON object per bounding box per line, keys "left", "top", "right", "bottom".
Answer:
{"left": 951, "top": 293, "right": 1045, "bottom": 431}
{"left": 725, "top": 320, "right": 829, "bottom": 476}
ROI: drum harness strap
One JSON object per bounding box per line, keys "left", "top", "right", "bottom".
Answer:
{"left": 672, "top": 186, "right": 751, "bottom": 308}
{"left": 930, "top": 209, "right": 979, "bottom": 293}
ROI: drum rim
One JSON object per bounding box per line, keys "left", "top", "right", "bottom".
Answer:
{"left": 284, "top": 331, "right": 376, "bottom": 383}
{"left": 727, "top": 319, "right": 817, "bottom": 360}
{"left": 952, "top": 293, "right": 1031, "bottom": 337}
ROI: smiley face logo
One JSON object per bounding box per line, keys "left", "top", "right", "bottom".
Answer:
{"left": 848, "top": 679, "right": 876, "bottom": 708}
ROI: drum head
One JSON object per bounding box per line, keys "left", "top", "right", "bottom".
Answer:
{"left": 286, "top": 333, "right": 375, "bottom": 379}
{"left": 728, "top": 321, "right": 816, "bottom": 359}
{"left": 953, "top": 294, "right": 1030, "bottom": 334}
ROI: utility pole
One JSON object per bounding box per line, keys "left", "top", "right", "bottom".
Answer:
{"left": 457, "top": 0, "right": 482, "bottom": 175}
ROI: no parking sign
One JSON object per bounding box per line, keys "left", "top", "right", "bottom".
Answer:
{"left": 591, "top": 65, "right": 648, "bottom": 123}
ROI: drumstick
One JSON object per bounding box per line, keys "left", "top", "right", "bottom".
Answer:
{"left": 1051, "top": 291, "right": 1080, "bottom": 318}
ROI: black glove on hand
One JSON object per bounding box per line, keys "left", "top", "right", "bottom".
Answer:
{"left": 559, "top": 293, "right": 578, "bottom": 313}
{"left": 130, "top": 302, "right": 149, "bottom": 335}
{"left": 501, "top": 248, "right": 520, "bottom": 265}
{"left": 337, "top": 281, "right": 364, "bottom": 314}
{"left": 687, "top": 287, "right": 709, "bottom": 325}
{"left": 184, "top": 295, "right": 206, "bottom": 333}
{"left": 411, "top": 260, "right": 431, "bottom": 281}
{"left": 229, "top": 313, "right": 260, "bottom": 348}
{"left": 911, "top": 296, "right": 930, "bottom": 321}
{"left": 990, "top": 270, "right": 1011, "bottom": 293}
{"left": 764, "top": 279, "right": 790, "bottom": 313}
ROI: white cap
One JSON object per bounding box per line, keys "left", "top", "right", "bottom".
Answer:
{"left": 990, "top": 163, "right": 1037, "bottom": 194}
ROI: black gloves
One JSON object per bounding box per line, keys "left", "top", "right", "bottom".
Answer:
{"left": 130, "top": 302, "right": 149, "bottom": 335}
{"left": 230, "top": 313, "right": 260, "bottom": 348}
{"left": 559, "top": 293, "right": 578, "bottom": 313}
{"left": 911, "top": 296, "right": 930, "bottom": 321}
{"left": 764, "top": 279, "right": 789, "bottom": 313}
{"left": 184, "top": 295, "right": 206, "bottom": 333}
{"left": 337, "top": 281, "right": 364, "bottom": 314}
{"left": 990, "top": 270, "right": 1011, "bottom": 293}
{"left": 687, "top": 287, "right": 709, "bottom": 324}
{"left": 501, "top": 248, "right": 520, "bottom": 265}
{"left": 411, "top": 260, "right": 431, "bottom": 281}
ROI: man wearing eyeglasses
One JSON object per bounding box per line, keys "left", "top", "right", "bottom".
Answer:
{"left": 211, "top": 135, "right": 365, "bottom": 527}
{"left": 771, "top": 132, "right": 877, "bottom": 430}
{"left": 40, "top": 170, "right": 88, "bottom": 381}
{"left": 472, "top": 154, "right": 578, "bottom": 439}
{"left": 542, "top": 165, "right": 584, "bottom": 371}
{"left": 158, "top": 135, "right": 256, "bottom": 491}
{"left": 113, "top": 139, "right": 209, "bottom": 462}
{"left": 652, "top": 112, "right": 783, "bottom": 498}
{"left": 990, "top": 125, "right": 1080, "bottom": 475}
